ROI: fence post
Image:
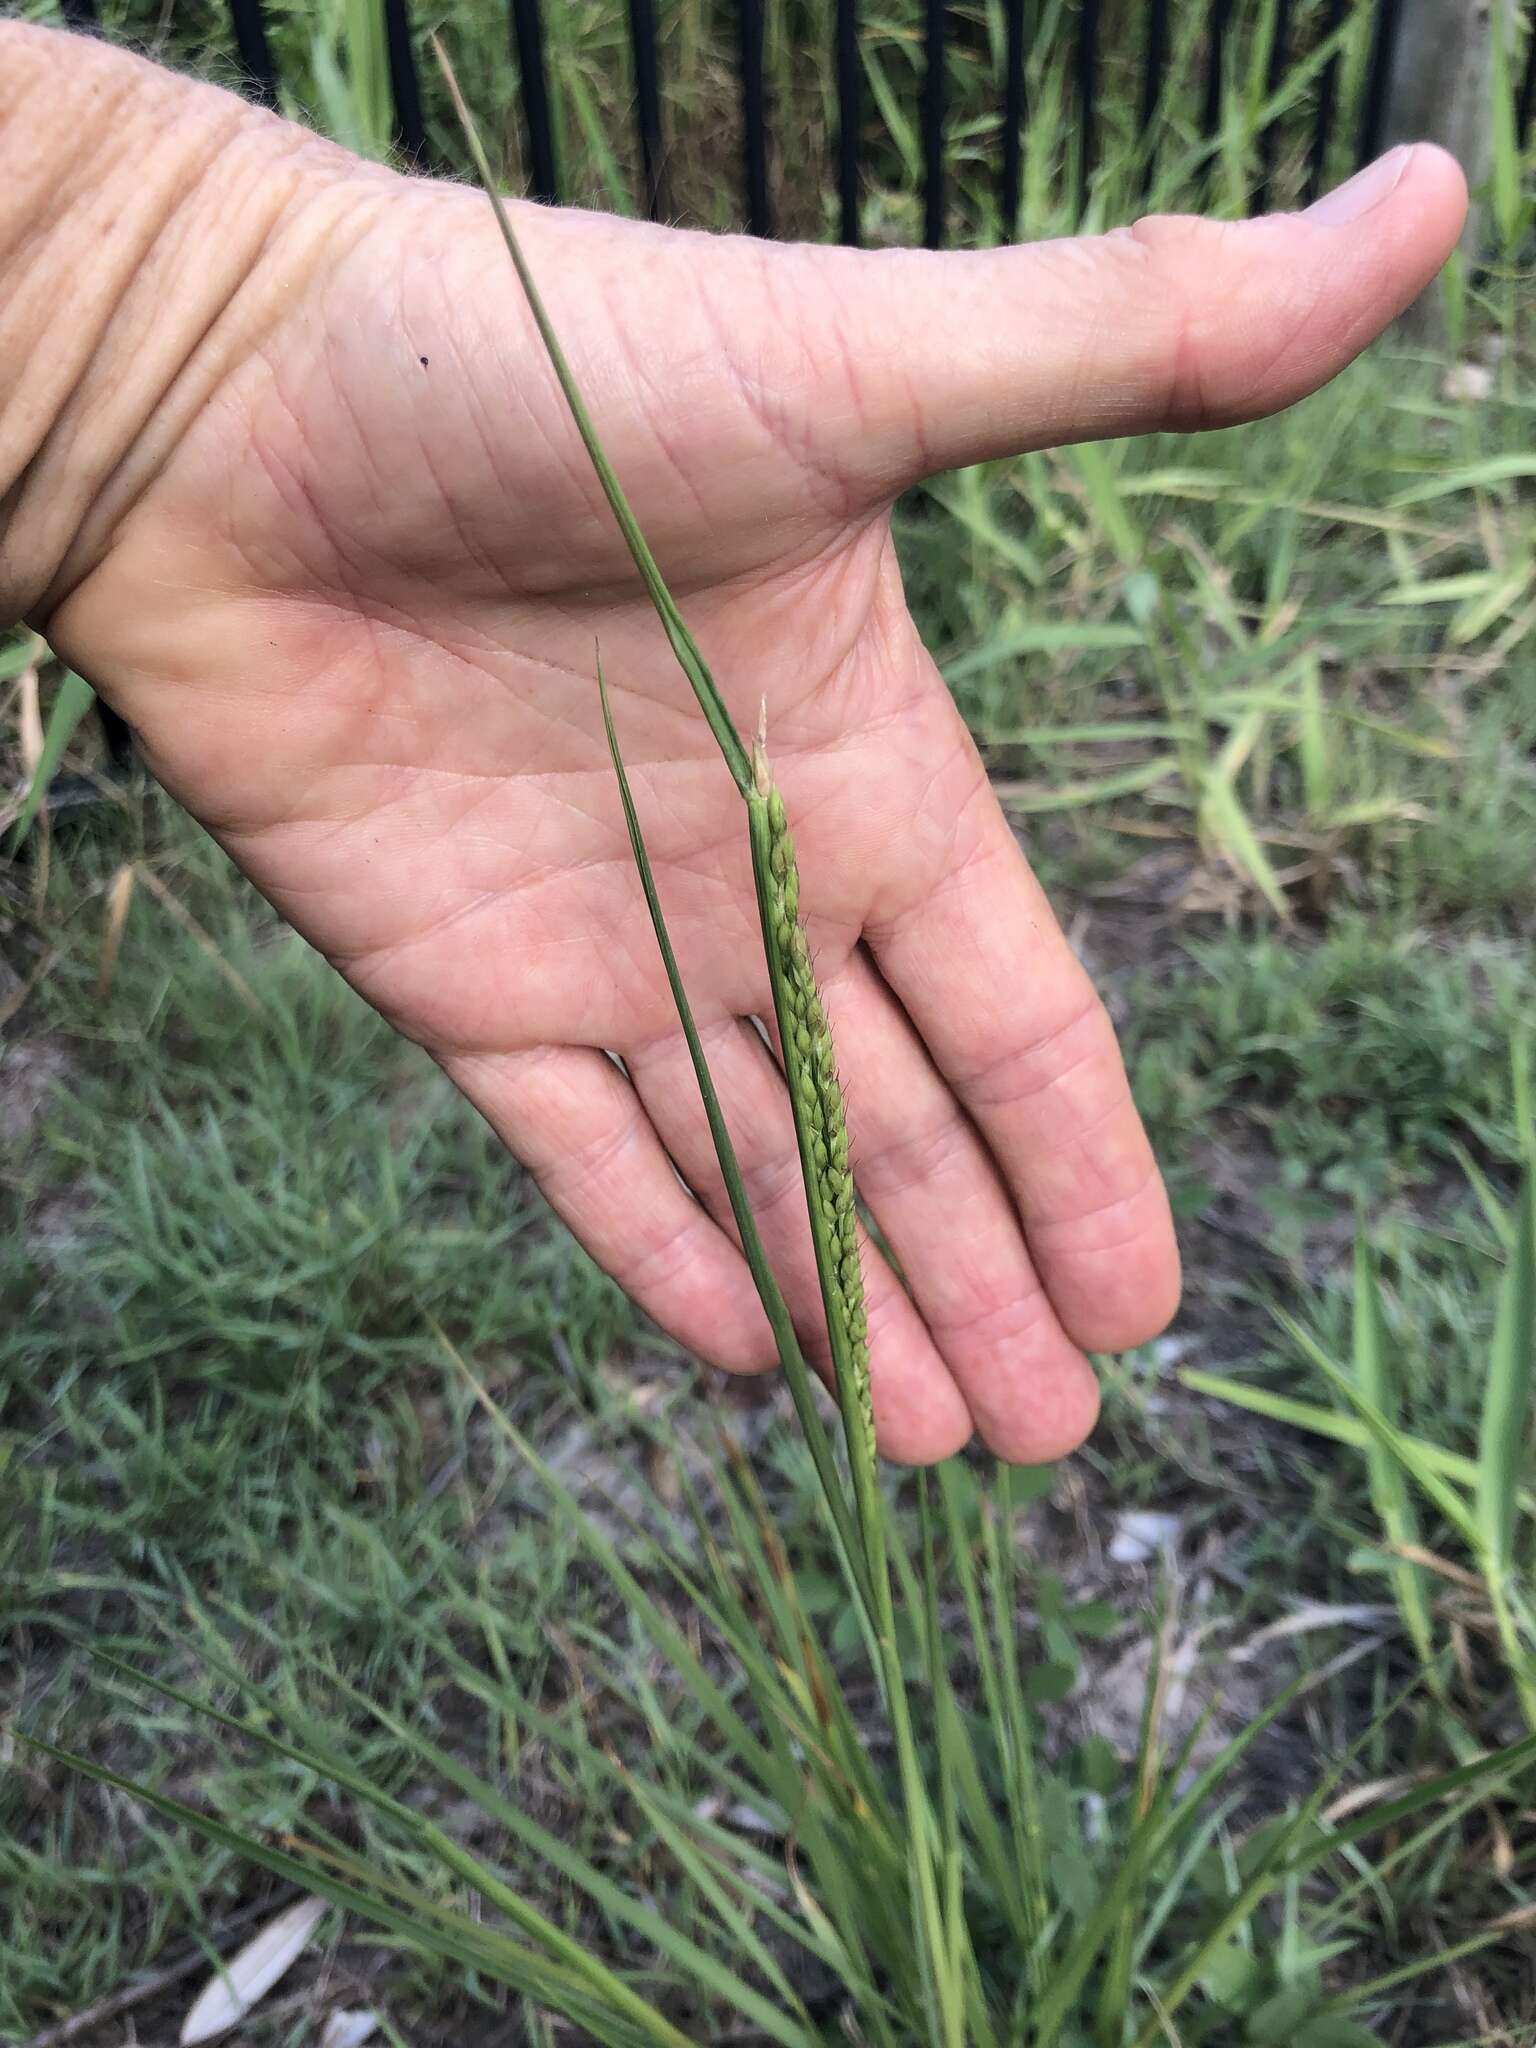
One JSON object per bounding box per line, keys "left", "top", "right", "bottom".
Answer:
{"left": 510, "top": 0, "right": 559, "bottom": 204}
{"left": 1000, "top": 0, "right": 1026, "bottom": 237}
{"left": 227, "top": 0, "right": 278, "bottom": 108}
{"left": 628, "top": 0, "right": 668, "bottom": 220}
{"left": 923, "top": 0, "right": 946, "bottom": 247}
{"left": 837, "top": 0, "right": 861, "bottom": 244}
{"left": 1307, "top": 0, "right": 1349, "bottom": 200}
{"left": 1371, "top": 0, "right": 1512, "bottom": 338}
{"left": 739, "top": 0, "right": 772, "bottom": 236}
{"left": 382, "top": 0, "right": 427, "bottom": 163}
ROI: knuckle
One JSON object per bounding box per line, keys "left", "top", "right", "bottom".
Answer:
{"left": 853, "top": 1104, "right": 973, "bottom": 1201}
{"left": 959, "top": 988, "right": 1115, "bottom": 1114}
{"left": 926, "top": 1272, "right": 1059, "bottom": 1352}
{"left": 540, "top": 1106, "right": 643, "bottom": 1205}
{"left": 1030, "top": 1162, "right": 1167, "bottom": 1255}
{"left": 616, "top": 1209, "right": 708, "bottom": 1297}
{"left": 738, "top": 1143, "right": 812, "bottom": 1227}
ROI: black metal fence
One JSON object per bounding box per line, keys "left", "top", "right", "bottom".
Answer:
{"left": 52, "top": 0, "right": 1536, "bottom": 250}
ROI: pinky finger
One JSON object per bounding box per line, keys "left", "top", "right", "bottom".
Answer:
{"left": 443, "top": 1042, "right": 779, "bottom": 1376}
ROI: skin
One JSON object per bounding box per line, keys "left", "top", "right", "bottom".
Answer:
{"left": 0, "top": 27, "right": 1468, "bottom": 1463}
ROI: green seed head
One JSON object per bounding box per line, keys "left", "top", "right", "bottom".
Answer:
{"left": 756, "top": 769, "right": 876, "bottom": 1468}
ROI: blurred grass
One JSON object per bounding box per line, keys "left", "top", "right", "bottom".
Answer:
{"left": 62, "top": 0, "right": 1410, "bottom": 236}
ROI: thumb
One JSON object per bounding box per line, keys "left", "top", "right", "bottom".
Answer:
{"left": 790, "top": 143, "right": 1467, "bottom": 497}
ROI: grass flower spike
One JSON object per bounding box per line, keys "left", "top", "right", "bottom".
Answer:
{"left": 752, "top": 740, "right": 876, "bottom": 1480}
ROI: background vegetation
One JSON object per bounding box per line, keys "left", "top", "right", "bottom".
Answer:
{"left": 4, "top": 0, "right": 1535, "bottom": 2041}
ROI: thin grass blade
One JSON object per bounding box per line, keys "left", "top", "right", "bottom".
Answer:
{"left": 1477, "top": 1166, "right": 1535, "bottom": 1576}
{"left": 431, "top": 39, "right": 750, "bottom": 792}
{"left": 1352, "top": 1227, "right": 1435, "bottom": 1674}
{"left": 7, "top": 667, "right": 95, "bottom": 850}
{"left": 596, "top": 659, "right": 863, "bottom": 1587}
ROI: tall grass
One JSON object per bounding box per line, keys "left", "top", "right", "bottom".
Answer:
{"left": 1192, "top": 1042, "right": 1536, "bottom": 1742}
{"left": 76, "top": 0, "right": 1415, "bottom": 235}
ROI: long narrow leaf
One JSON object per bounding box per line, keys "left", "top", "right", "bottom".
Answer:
{"left": 444, "top": 1334, "right": 781, "bottom": 1785}
{"left": 14, "top": 1735, "right": 644, "bottom": 2030}
{"left": 432, "top": 41, "right": 750, "bottom": 792}
{"left": 1272, "top": 1314, "right": 1482, "bottom": 1545}
{"left": 329, "top": 1672, "right": 818, "bottom": 2046}
{"left": 1180, "top": 1365, "right": 1530, "bottom": 1508}
{"left": 7, "top": 667, "right": 95, "bottom": 849}
{"left": 1353, "top": 1228, "right": 1435, "bottom": 1674}
{"left": 88, "top": 1658, "right": 693, "bottom": 2046}
{"left": 595, "top": 662, "right": 864, "bottom": 1589}
{"left": 1477, "top": 1167, "right": 1535, "bottom": 1575}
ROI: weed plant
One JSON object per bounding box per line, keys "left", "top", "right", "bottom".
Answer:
{"left": 19, "top": 39, "right": 1536, "bottom": 2045}
{"left": 8, "top": 2, "right": 1536, "bottom": 2040}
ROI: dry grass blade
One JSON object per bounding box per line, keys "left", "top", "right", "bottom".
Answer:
{"left": 97, "top": 861, "right": 137, "bottom": 1001}
{"left": 318, "top": 2015, "right": 380, "bottom": 2048}
{"left": 15, "top": 1891, "right": 305, "bottom": 2048}
{"left": 6, "top": 664, "right": 94, "bottom": 851}
{"left": 136, "top": 867, "right": 261, "bottom": 1013}
{"left": 17, "top": 659, "right": 41, "bottom": 783}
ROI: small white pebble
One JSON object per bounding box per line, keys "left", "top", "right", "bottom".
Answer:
{"left": 1441, "top": 361, "right": 1493, "bottom": 403}
{"left": 725, "top": 1801, "right": 780, "bottom": 1837}
{"left": 320, "top": 2015, "right": 380, "bottom": 2048}
{"left": 1107, "top": 1511, "right": 1182, "bottom": 1565}
{"left": 1151, "top": 1333, "right": 1195, "bottom": 1371}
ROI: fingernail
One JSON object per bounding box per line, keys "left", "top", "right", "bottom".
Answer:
{"left": 1305, "top": 144, "right": 1412, "bottom": 225}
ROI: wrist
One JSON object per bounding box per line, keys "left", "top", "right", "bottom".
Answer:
{"left": 0, "top": 23, "right": 390, "bottom": 627}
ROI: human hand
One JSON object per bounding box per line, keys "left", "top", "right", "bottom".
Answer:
{"left": 0, "top": 26, "right": 1467, "bottom": 1461}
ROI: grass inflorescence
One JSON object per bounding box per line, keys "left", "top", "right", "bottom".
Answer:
{"left": 751, "top": 756, "right": 877, "bottom": 1482}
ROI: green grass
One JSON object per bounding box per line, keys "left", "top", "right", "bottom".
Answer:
{"left": 57, "top": 0, "right": 1419, "bottom": 237}
{"left": 8, "top": 356, "right": 1536, "bottom": 2048}
{"left": 6, "top": 0, "right": 1536, "bottom": 2040}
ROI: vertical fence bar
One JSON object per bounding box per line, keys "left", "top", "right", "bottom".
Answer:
{"left": 1200, "top": 0, "right": 1232, "bottom": 202}
{"left": 382, "top": 0, "right": 427, "bottom": 162}
{"left": 1307, "top": 0, "right": 1348, "bottom": 200}
{"left": 226, "top": 0, "right": 279, "bottom": 108}
{"left": 739, "top": 0, "right": 772, "bottom": 235}
{"left": 511, "top": 0, "right": 559, "bottom": 202}
{"left": 1001, "top": 0, "right": 1026, "bottom": 236}
{"left": 923, "top": 0, "right": 947, "bottom": 248}
{"left": 1138, "top": 0, "right": 1169, "bottom": 196}
{"left": 1075, "top": 0, "right": 1101, "bottom": 218}
{"left": 1253, "top": 0, "right": 1293, "bottom": 211}
{"left": 837, "top": 0, "right": 861, "bottom": 244}
{"left": 1357, "top": 0, "right": 1403, "bottom": 167}
{"left": 628, "top": 0, "right": 668, "bottom": 220}
{"left": 1518, "top": 9, "right": 1536, "bottom": 158}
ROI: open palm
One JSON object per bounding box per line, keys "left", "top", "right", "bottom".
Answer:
{"left": 41, "top": 51, "right": 1465, "bottom": 1462}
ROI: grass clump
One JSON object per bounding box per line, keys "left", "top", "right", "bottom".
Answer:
{"left": 1193, "top": 1055, "right": 1536, "bottom": 1744}
{"left": 15, "top": 37, "right": 1536, "bottom": 2048}
{"left": 8, "top": 7, "right": 1536, "bottom": 2040}
{"left": 1126, "top": 921, "right": 1534, "bottom": 1204}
